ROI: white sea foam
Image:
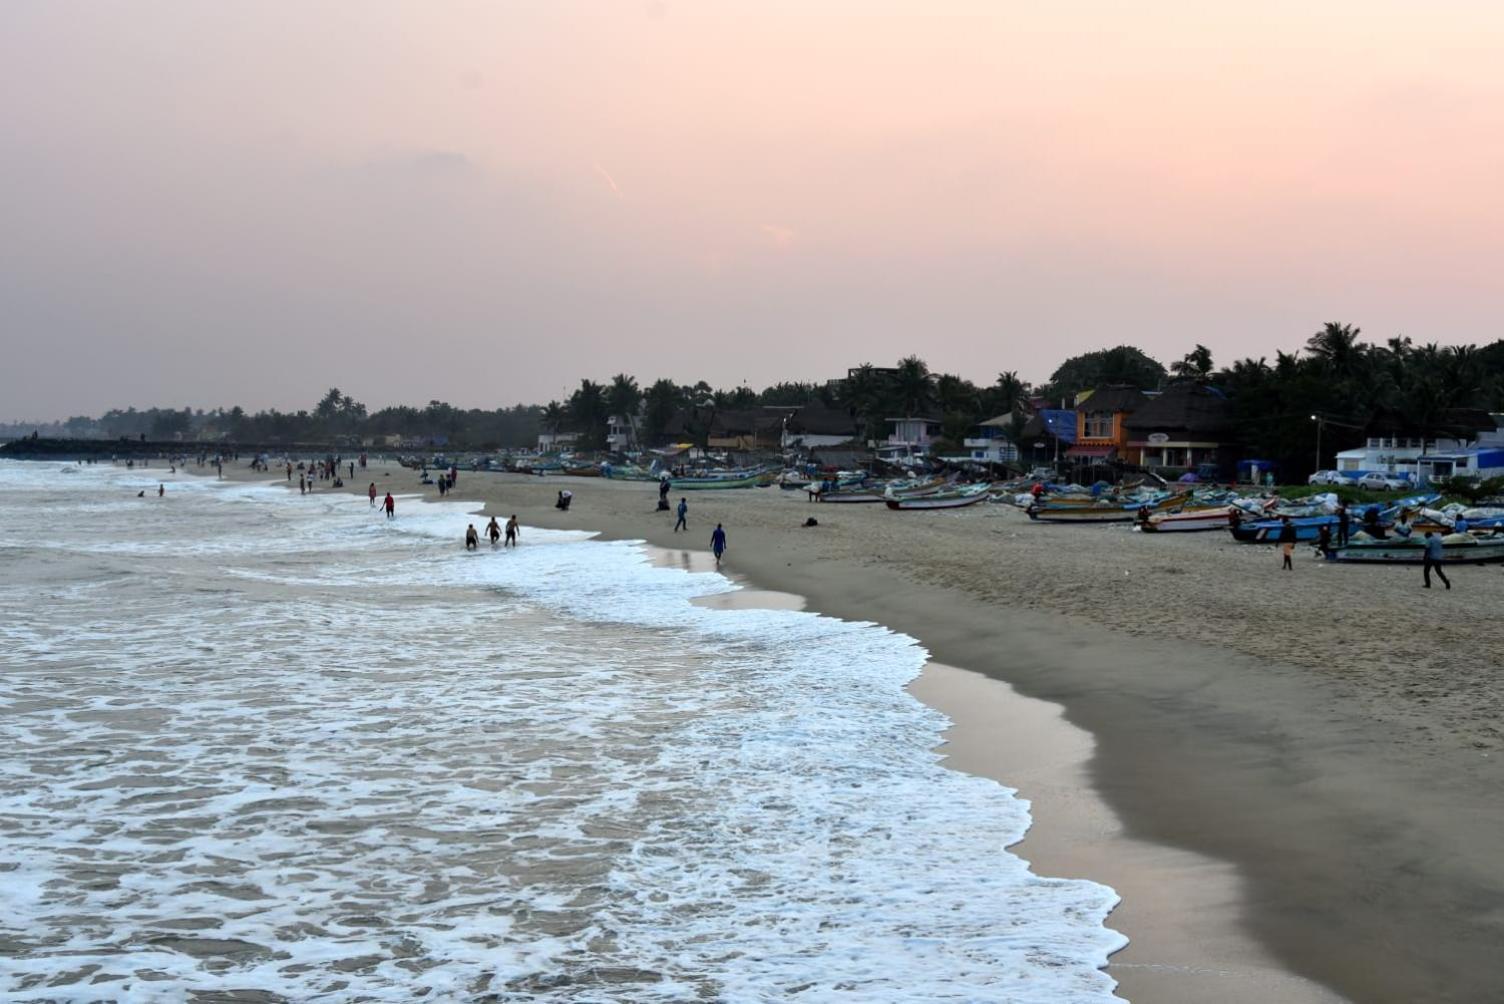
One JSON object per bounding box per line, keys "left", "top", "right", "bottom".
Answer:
{"left": 0, "top": 460, "right": 1124, "bottom": 1001}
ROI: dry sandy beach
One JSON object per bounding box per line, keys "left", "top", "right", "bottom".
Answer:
{"left": 236, "top": 465, "right": 1504, "bottom": 1003}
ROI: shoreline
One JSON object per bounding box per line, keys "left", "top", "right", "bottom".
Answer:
{"left": 188, "top": 463, "right": 1503, "bottom": 1002}
{"left": 645, "top": 542, "right": 1340, "bottom": 1003}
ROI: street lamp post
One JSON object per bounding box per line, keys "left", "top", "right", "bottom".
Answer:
{"left": 1311, "top": 414, "right": 1323, "bottom": 472}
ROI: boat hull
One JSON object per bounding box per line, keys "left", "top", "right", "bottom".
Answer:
{"left": 1142, "top": 507, "right": 1237, "bottom": 532}
{"left": 1326, "top": 536, "right": 1504, "bottom": 565}
{"left": 885, "top": 488, "right": 990, "bottom": 510}
{"left": 1027, "top": 494, "right": 1186, "bottom": 523}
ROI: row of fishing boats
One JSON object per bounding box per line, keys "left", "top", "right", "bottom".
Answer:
{"left": 1016, "top": 484, "right": 1504, "bottom": 565}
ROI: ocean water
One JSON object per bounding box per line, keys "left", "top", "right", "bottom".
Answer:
{"left": 0, "top": 460, "right": 1125, "bottom": 1002}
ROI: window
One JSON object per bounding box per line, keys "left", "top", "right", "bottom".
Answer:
{"left": 1084, "top": 411, "right": 1113, "bottom": 438}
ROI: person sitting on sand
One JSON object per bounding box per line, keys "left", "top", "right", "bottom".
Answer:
{"left": 465, "top": 524, "right": 479, "bottom": 551}
{"left": 505, "top": 515, "right": 519, "bottom": 547}
{"left": 487, "top": 517, "right": 502, "bottom": 544}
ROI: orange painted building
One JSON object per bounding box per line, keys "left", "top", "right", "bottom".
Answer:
{"left": 1067, "top": 386, "right": 1146, "bottom": 463}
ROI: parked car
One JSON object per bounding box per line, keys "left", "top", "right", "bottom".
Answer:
{"left": 1307, "top": 470, "right": 1353, "bottom": 486}
{"left": 1357, "top": 472, "right": 1409, "bottom": 491}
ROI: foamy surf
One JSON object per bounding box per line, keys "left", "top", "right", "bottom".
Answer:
{"left": 0, "top": 460, "right": 1124, "bottom": 1001}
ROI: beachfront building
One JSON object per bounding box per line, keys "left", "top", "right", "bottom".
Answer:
{"left": 536, "top": 430, "right": 578, "bottom": 450}
{"left": 965, "top": 415, "right": 1021, "bottom": 463}
{"left": 1015, "top": 408, "right": 1077, "bottom": 471}
{"left": 885, "top": 415, "right": 942, "bottom": 454}
{"left": 1336, "top": 408, "right": 1502, "bottom": 480}
{"left": 706, "top": 410, "right": 785, "bottom": 451}
{"left": 1124, "top": 383, "right": 1231, "bottom": 475}
{"left": 781, "top": 406, "right": 858, "bottom": 449}
{"left": 1066, "top": 386, "right": 1145, "bottom": 467}
{"left": 605, "top": 414, "right": 635, "bottom": 452}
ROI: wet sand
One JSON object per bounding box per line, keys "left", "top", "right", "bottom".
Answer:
{"left": 223, "top": 465, "right": 1504, "bottom": 1002}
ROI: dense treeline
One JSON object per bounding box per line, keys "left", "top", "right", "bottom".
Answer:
{"left": 6, "top": 325, "right": 1503, "bottom": 470}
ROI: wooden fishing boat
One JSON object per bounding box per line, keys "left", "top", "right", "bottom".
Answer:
{"left": 1325, "top": 533, "right": 1504, "bottom": 565}
{"left": 1026, "top": 493, "right": 1186, "bottom": 523}
{"left": 1140, "top": 505, "right": 1238, "bottom": 532}
{"left": 885, "top": 484, "right": 991, "bottom": 510}
{"left": 670, "top": 472, "right": 765, "bottom": 490}
{"left": 818, "top": 478, "right": 944, "bottom": 504}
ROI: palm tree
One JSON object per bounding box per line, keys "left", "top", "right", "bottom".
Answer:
{"left": 1305, "top": 322, "right": 1365, "bottom": 380}
{"left": 892, "top": 355, "right": 935, "bottom": 418}
{"left": 840, "top": 363, "right": 885, "bottom": 444}
{"left": 541, "top": 401, "right": 566, "bottom": 435}
{"left": 567, "top": 379, "right": 609, "bottom": 449}
{"left": 935, "top": 374, "right": 980, "bottom": 416}
{"left": 605, "top": 374, "right": 641, "bottom": 449}
{"left": 642, "top": 379, "right": 681, "bottom": 444}
{"left": 1170, "top": 344, "right": 1214, "bottom": 381}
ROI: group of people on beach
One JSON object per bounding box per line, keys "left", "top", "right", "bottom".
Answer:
{"left": 1277, "top": 502, "right": 1455, "bottom": 589}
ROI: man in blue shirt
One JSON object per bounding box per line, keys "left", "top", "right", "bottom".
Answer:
{"left": 1423, "top": 532, "right": 1451, "bottom": 590}
{"left": 711, "top": 523, "right": 728, "bottom": 565}
{"left": 674, "top": 498, "right": 688, "bottom": 532}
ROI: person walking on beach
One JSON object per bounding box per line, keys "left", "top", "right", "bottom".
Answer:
{"left": 1422, "top": 532, "right": 1451, "bottom": 590}
{"left": 383, "top": 493, "right": 395, "bottom": 519}
{"left": 711, "top": 523, "right": 727, "bottom": 565}
{"left": 1336, "top": 503, "right": 1350, "bottom": 547}
{"left": 1278, "top": 516, "right": 1296, "bottom": 571}
{"left": 158, "top": 483, "right": 164, "bottom": 497}
{"left": 465, "top": 524, "right": 479, "bottom": 551}
{"left": 286, "top": 462, "right": 292, "bottom": 482}
{"left": 505, "top": 515, "right": 519, "bottom": 547}
{"left": 369, "top": 483, "right": 377, "bottom": 507}
{"left": 674, "top": 498, "right": 688, "bottom": 532}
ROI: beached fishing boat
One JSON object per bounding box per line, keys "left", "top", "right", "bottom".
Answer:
{"left": 1026, "top": 493, "right": 1186, "bottom": 523}
{"left": 1140, "top": 505, "right": 1239, "bottom": 532}
{"left": 817, "top": 477, "right": 944, "bottom": 503}
{"left": 670, "top": 472, "right": 765, "bottom": 490}
{"left": 1325, "top": 532, "right": 1504, "bottom": 565}
{"left": 885, "top": 484, "right": 991, "bottom": 510}
{"left": 1231, "top": 494, "right": 1440, "bottom": 543}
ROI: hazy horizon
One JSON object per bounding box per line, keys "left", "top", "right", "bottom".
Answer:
{"left": 4, "top": 2, "right": 1502, "bottom": 421}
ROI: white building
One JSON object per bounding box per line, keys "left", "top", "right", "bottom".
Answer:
{"left": 605, "top": 414, "right": 634, "bottom": 452}
{"left": 964, "top": 415, "right": 1021, "bottom": 463}
{"left": 536, "top": 430, "right": 579, "bottom": 451}
{"left": 1336, "top": 413, "right": 1504, "bottom": 481}
{"left": 886, "top": 416, "right": 942, "bottom": 452}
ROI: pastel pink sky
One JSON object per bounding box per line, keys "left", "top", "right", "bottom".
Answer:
{"left": 3, "top": 1, "right": 1502, "bottom": 417}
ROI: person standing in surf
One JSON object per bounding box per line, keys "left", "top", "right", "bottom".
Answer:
{"left": 368, "top": 483, "right": 378, "bottom": 507}
{"left": 465, "top": 524, "right": 479, "bottom": 551}
{"left": 487, "top": 516, "right": 502, "bottom": 545}
{"left": 384, "top": 493, "right": 395, "bottom": 519}
{"left": 710, "top": 523, "right": 727, "bottom": 565}
{"left": 505, "top": 515, "right": 519, "bottom": 547}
